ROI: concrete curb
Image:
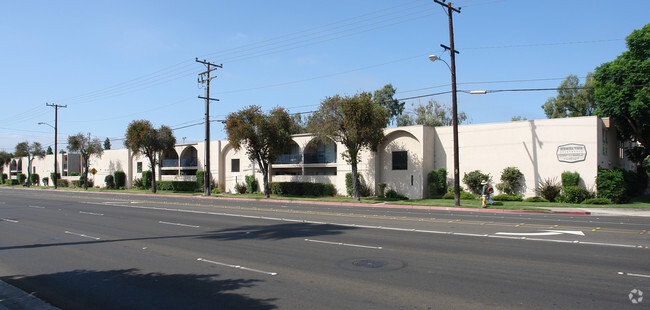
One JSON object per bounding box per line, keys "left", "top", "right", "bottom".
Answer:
{"left": 18, "top": 187, "right": 592, "bottom": 216}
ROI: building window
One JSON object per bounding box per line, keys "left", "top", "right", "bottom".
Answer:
{"left": 137, "top": 162, "right": 142, "bottom": 173}
{"left": 392, "top": 151, "right": 407, "bottom": 170}
{"left": 231, "top": 159, "right": 240, "bottom": 172}
{"left": 602, "top": 129, "right": 608, "bottom": 156}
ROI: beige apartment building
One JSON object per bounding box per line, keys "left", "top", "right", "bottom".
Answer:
{"left": 3, "top": 116, "right": 632, "bottom": 199}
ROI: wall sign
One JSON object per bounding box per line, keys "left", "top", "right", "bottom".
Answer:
{"left": 557, "top": 144, "right": 587, "bottom": 163}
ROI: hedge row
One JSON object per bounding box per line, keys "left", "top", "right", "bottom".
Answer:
{"left": 269, "top": 182, "right": 336, "bottom": 197}
{"left": 157, "top": 181, "right": 198, "bottom": 192}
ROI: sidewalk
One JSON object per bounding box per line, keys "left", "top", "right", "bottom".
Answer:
{"left": 545, "top": 207, "right": 650, "bottom": 217}
{"left": 0, "top": 280, "right": 58, "bottom": 310}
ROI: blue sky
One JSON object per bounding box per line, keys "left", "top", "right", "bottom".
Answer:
{"left": 1, "top": 0, "right": 648, "bottom": 152}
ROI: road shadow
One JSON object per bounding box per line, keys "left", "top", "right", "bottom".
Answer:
{"left": 200, "top": 222, "right": 357, "bottom": 241}
{"left": 2, "top": 268, "right": 276, "bottom": 310}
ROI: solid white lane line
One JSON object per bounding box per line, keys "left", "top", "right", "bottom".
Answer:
{"left": 158, "top": 221, "right": 200, "bottom": 228}
{"left": 197, "top": 258, "right": 277, "bottom": 276}
{"left": 79, "top": 211, "right": 104, "bottom": 216}
{"left": 618, "top": 272, "right": 650, "bottom": 278}
{"left": 65, "top": 231, "right": 100, "bottom": 240}
{"left": 0, "top": 218, "right": 18, "bottom": 223}
{"left": 28, "top": 205, "right": 45, "bottom": 209}
{"left": 304, "top": 238, "right": 383, "bottom": 249}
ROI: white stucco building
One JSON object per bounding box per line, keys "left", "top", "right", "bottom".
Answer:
{"left": 3, "top": 116, "right": 633, "bottom": 199}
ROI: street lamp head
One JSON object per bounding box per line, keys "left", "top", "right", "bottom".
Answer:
{"left": 38, "top": 122, "right": 45, "bottom": 125}
{"left": 428, "top": 55, "right": 439, "bottom": 62}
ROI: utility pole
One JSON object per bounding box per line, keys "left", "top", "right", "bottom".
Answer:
{"left": 196, "top": 58, "right": 222, "bottom": 196}
{"left": 433, "top": 0, "right": 461, "bottom": 206}
{"left": 46, "top": 103, "right": 66, "bottom": 189}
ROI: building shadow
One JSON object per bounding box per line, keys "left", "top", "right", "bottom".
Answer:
{"left": 2, "top": 268, "right": 276, "bottom": 310}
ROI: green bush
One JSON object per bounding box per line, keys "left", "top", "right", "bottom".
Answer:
{"left": 245, "top": 175, "right": 259, "bottom": 193}
{"left": 463, "top": 170, "right": 489, "bottom": 195}
{"left": 622, "top": 169, "right": 648, "bottom": 198}
{"left": 268, "top": 182, "right": 336, "bottom": 197}
{"left": 385, "top": 189, "right": 408, "bottom": 200}
{"left": 142, "top": 171, "right": 152, "bottom": 189}
{"left": 8, "top": 179, "right": 20, "bottom": 185}
{"left": 72, "top": 179, "right": 93, "bottom": 188}
{"left": 377, "top": 183, "right": 387, "bottom": 198}
{"left": 211, "top": 187, "right": 221, "bottom": 194}
{"left": 114, "top": 171, "right": 126, "bottom": 188}
{"left": 17, "top": 173, "right": 26, "bottom": 184}
{"left": 427, "top": 168, "right": 448, "bottom": 197}
{"left": 70, "top": 172, "right": 81, "bottom": 177}
{"left": 234, "top": 182, "right": 247, "bottom": 194}
{"left": 536, "top": 178, "right": 562, "bottom": 202}
{"left": 168, "top": 181, "right": 198, "bottom": 192}
{"left": 0, "top": 174, "right": 6, "bottom": 184}
{"left": 42, "top": 177, "right": 49, "bottom": 186}
{"left": 50, "top": 172, "right": 61, "bottom": 185}
{"left": 133, "top": 177, "right": 144, "bottom": 189}
{"left": 523, "top": 196, "right": 549, "bottom": 203}
{"left": 596, "top": 169, "right": 626, "bottom": 203}
{"left": 443, "top": 191, "right": 476, "bottom": 200}
{"left": 496, "top": 167, "right": 523, "bottom": 195}
{"left": 491, "top": 194, "right": 523, "bottom": 201}
{"left": 582, "top": 198, "right": 612, "bottom": 205}
{"left": 558, "top": 186, "right": 591, "bottom": 204}
{"left": 30, "top": 173, "right": 40, "bottom": 185}
{"left": 104, "top": 175, "right": 115, "bottom": 189}
{"left": 345, "top": 172, "right": 371, "bottom": 197}
{"left": 157, "top": 181, "right": 174, "bottom": 191}
{"left": 561, "top": 171, "right": 580, "bottom": 188}
{"left": 57, "top": 179, "right": 69, "bottom": 187}
{"left": 196, "top": 170, "right": 205, "bottom": 189}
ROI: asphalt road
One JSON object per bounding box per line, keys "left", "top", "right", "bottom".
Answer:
{"left": 1, "top": 188, "right": 649, "bottom": 309}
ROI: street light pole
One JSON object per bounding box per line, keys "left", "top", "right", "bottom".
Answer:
{"left": 433, "top": 0, "right": 461, "bottom": 206}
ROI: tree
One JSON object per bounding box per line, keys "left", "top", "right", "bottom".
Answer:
{"left": 373, "top": 84, "right": 404, "bottom": 126}
{"left": 594, "top": 23, "right": 650, "bottom": 170}
{"left": 542, "top": 74, "right": 596, "bottom": 118}
{"left": 124, "top": 120, "right": 176, "bottom": 193}
{"left": 308, "top": 92, "right": 390, "bottom": 201}
{"left": 46, "top": 146, "right": 53, "bottom": 155}
{"left": 15, "top": 141, "right": 45, "bottom": 187}
{"left": 67, "top": 133, "right": 104, "bottom": 190}
{"left": 396, "top": 100, "right": 468, "bottom": 127}
{"left": 224, "top": 106, "right": 294, "bottom": 198}
{"left": 0, "top": 151, "right": 11, "bottom": 176}
{"left": 511, "top": 115, "right": 527, "bottom": 121}
{"left": 104, "top": 138, "right": 111, "bottom": 150}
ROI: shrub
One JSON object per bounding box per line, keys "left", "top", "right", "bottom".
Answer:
{"left": 57, "top": 179, "right": 69, "bottom": 187}
{"left": 171, "top": 181, "right": 197, "bottom": 192}
{"left": 211, "top": 187, "right": 221, "bottom": 194}
{"left": 491, "top": 194, "right": 523, "bottom": 201}
{"left": 385, "top": 189, "right": 408, "bottom": 200}
{"left": 559, "top": 186, "right": 592, "bottom": 204}
{"left": 536, "top": 178, "right": 562, "bottom": 202}
{"left": 427, "top": 168, "right": 448, "bottom": 197}
{"left": 345, "top": 172, "right": 372, "bottom": 197}
{"left": 114, "top": 171, "right": 126, "bottom": 188}
{"left": 463, "top": 170, "right": 489, "bottom": 195}
{"left": 196, "top": 170, "right": 205, "bottom": 189}
{"left": 8, "top": 179, "right": 20, "bottom": 185}
{"left": 622, "top": 169, "right": 648, "bottom": 198}
{"left": 596, "top": 169, "right": 626, "bottom": 203}
{"left": 50, "top": 172, "right": 61, "bottom": 185}
{"left": 245, "top": 175, "right": 259, "bottom": 193}
{"left": 523, "top": 196, "right": 549, "bottom": 203}
{"left": 17, "top": 173, "right": 26, "bottom": 184}
{"left": 443, "top": 191, "right": 476, "bottom": 200}
{"left": 157, "top": 181, "right": 174, "bottom": 191}
{"left": 0, "top": 173, "right": 6, "bottom": 184}
{"left": 234, "top": 182, "right": 247, "bottom": 194}
{"left": 582, "top": 198, "right": 612, "bottom": 205}
{"left": 30, "top": 173, "right": 40, "bottom": 185}
{"left": 72, "top": 179, "right": 94, "bottom": 188}
{"left": 133, "top": 177, "right": 144, "bottom": 189}
{"left": 561, "top": 171, "right": 580, "bottom": 188}
{"left": 496, "top": 167, "right": 523, "bottom": 195}
{"left": 104, "top": 175, "right": 115, "bottom": 189}
{"left": 42, "top": 177, "right": 49, "bottom": 186}
{"left": 377, "top": 183, "right": 387, "bottom": 198}
{"left": 70, "top": 172, "right": 81, "bottom": 177}
{"left": 142, "top": 171, "right": 152, "bottom": 189}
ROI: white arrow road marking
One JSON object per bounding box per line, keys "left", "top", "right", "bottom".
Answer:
{"left": 618, "top": 272, "right": 650, "bottom": 278}
{"left": 304, "top": 239, "right": 383, "bottom": 249}
{"left": 197, "top": 258, "right": 277, "bottom": 276}
{"left": 495, "top": 230, "right": 585, "bottom": 236}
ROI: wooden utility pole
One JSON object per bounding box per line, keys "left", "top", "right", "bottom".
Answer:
{"left": 433, "top": 0, "right": 461, "bottom": 206}
{"left": 196, "top": 58, "right": 222, "bottom": 196}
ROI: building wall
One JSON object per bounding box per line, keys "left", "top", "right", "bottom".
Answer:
{"left": 6, "top": 116, "right": 632, "bottom": 198}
